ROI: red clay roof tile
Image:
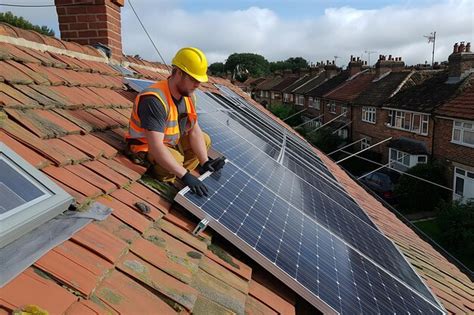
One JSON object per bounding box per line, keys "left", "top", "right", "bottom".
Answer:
{"left": 126, "top": 182, "right": 172, "bottom": 214}
{"left": 13, "top": 85, "right": 60, "bottom": 107}
{"left": 110, "top": 188, "right": 164, "bottom": 221}
{"left": 46, "top": 137, "right": 91, "bottom": 163}
{"left": 51, "top": 178, "right": 88, "bottom": 205}
{"left": 205, "top": 250, "right": 252, "bottom": 282}
{"left": 0, "top": 82, "right": 40, "bottom": 107}
{"left": 96, "top": 108, "right": 129, "bottom": 126}
{"left": 0, "top": 42, "right": 41, "bottom": 64}
{"left": 83, "top": 159, "right": 129, "bottom": 187}
{"left": 86, "top": 109, "right": 121, "bottom": 129}
{"left": 100, "top": 156, "right": 142, "bottom": 181}
{"left": 0, "top": 61, "right": 34, "bottom": 84}
{"left": 93, "top": 129, "right": 126, "bottom": 151}
{"left": 4, "top": 108, "right": 58, "bottom": 138}
{"left": 2, "top": 119, "right": 72, "bottom": 165}
{"left": 158, "top": 219, "right": 208, "bottom": 253}
{"left": 16, "top": 46, "right": 57, "bottom": 67}
{"left": 30, "top": 85, "right": 74, "bottom": 106}
{"left": 248, "top": 279, "right": 295, "bottom": 315}
{"left": 0, "top": 131, "right": 49, "bottom": 168}
{"left": 25, "top": 64, "right": 67, "bottom": 85}
{"left": 65, "top": 163, "right": 117, "bottom": 194}
{"left": 93, "top": 270, "right": 178, "bottom": 314}
{"left": 62, "top": 134, "right": 111, "bottom": 159}
{"left": 199, "top": 256, "right": 249, "bottom": 294}
{"left": 93, "top": 215, "right": 141, "bottom": 245}
{"left": 48, "top": 52, "right": 85, "bottom": 71}
{"left": 96, "top": 195, "right": 152, "bottom": 233}
{"left": 0, "top": 22, "right": 18, "bottom": 38}
{"left": 43, "top": 165, "right": 102, "bottom": 198}
{"left": 0, "top": 90, "right": 24, "bottom": 107}
{"left": 5, "top": 60, "right": 50, "bottom": 85}
{"left": 72, "top": 223, "right": 128, "bottom": 264}
{"left": 245, "top": 295, "right": 278, "bottom": 315}
{"left": 0, "top": 268, "right": 78, "bottom": 314}
{"left": 67, "top": 109, "right": 111, "bottom": 129}
{"left": 112, "top": 154, "right": 147, "bottom": 176}
{"left": 65, "top": 300, "right": 110, "bottom": 315}
{"left": 116, "top": 251, "right": 198, "bottom": 310}
{"left": 34, "top": 240, "right": 112, "bottom": 296}
{"left": 130, "top": 237, "right": 193, "bottom": 284}
{"left": 34, "top": 109, "right": 82, "bottom": 134}
{"left": 13, "top": 28, "right": 45, "bottom": 44}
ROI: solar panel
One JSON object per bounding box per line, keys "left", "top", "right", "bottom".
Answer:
{"left": 124, "top": 78, "right": 443, "bottom": 312}
{"left": 175, "top": 162, "right": 444, "bottom": 314}
{"left": 124, "top": 77, "right": 156, "bottom": 92}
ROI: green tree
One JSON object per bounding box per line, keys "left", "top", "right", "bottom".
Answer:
{"left": 437, "top": 200, "right": 474, "bottom": 269}
{"left": 394, "top": 161, "right": 450, "bottom": 213}
{"left": 305, "top": 128, "right": 344, "bottom": 153}
{"left": 225, "top": 53, "right": 270, "bottom": 79}
{"left": 269, "top": 57, "right": 309, "bottom": 73}
{"left": 0, "top": 11, "right": 55, "bottom": 36}
{"left": 208, "top": 62, "right": 225, "bottom": 76}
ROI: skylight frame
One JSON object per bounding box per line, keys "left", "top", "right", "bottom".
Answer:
{"left": 0, "top": 142, "right": 74, "bottom": 247}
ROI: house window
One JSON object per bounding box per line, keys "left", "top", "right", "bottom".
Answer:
{"left": 259, "top": 90, "right": 264, "bottom": 97}
{"left": 452, "top": 120, "right": 474, "bottom": 147}
{"left": 308, "top": 97, "right": 320, "bottom": 110}
{"left": 271, "top": 92, "right": 275, "bottom": 99}
{"left": 342, "top": 105, "right": 348, "bottom": 117}
{"left": 388, "top": 110, "right": 429, "bottom": 135}
{"left": 361, "top": 137, "right": 371, "bottom": 150}
{"left": 0, "top": 143, "right": 73, "bottom": 247}
{"left": 389, "top": 148, "right": 427, "bottom": 171}
{"left": 283, "top": 93, "right": 291, "bottom": 102}
{"left": 265, "top": 91, "right": 270, "bottom": 98}
{"left": 453, "top": 167, "right": 474, "bottom": 201}
{"left": 296, "top": 95, "right": 305, "bottom": 105}
{"left": 328, "top": 101, "right": 336, "bottom": 114}
{"left": 362, "top": 106, "right": 376, "bottom": 123}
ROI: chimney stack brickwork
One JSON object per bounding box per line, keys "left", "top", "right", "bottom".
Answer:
{"left": 448, "top": 41, "right": 474, "bottom": 80}
{"left": 55, "top": 0, "right": 124, "bottom": 59}
{"left": 374, "top": 55, "right": 405, "bottom": 77}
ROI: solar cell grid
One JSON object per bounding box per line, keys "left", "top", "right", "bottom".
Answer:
{"left": 176, "top": 162, "right": 443, "bottom": 314}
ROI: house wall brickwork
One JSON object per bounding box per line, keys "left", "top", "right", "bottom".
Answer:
{"left": 433, "top": 117, "right": 474, "bottom": 167}
{"left": 55, "top": 0, "right": 124, "bottom": 60}
{"left": 352, "top": 106, "right": 435, "bottom": 161}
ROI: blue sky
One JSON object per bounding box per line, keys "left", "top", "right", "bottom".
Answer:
{"left": 1, "top": 1, "right": 472, "bottom": 66}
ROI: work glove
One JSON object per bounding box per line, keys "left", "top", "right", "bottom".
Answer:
{"left": 181, "top": 171, "right": 208, "bottom": 197}
{"left": 199, "top": 156, "right": 226, "bottom": 175}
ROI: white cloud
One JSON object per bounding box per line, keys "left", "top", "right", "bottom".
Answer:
{"left": 2, "top": 0, "right": 472, "bottom": 67}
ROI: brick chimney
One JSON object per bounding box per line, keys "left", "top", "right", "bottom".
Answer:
{"left": 55, "top": 0, "right": 125, "bottom": 60}
{"left": 347, "top": 55, "right": 363, "bottom": 76}
{"left": 375, "top": 55, "right": 405, "bottom": 77}
{"left": 448, "top": 41, "right": 474, "bottom": 82}
{"left": 324, "top": 64, "right": 339, "bottom": 79}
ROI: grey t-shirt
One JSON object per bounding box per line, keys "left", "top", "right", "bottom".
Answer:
{"left": 137, "top": 95, "right": 188, "bottom": 136}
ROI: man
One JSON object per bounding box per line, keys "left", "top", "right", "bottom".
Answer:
{"left": 126, "top": 47, "right": 225, "bottom": 196}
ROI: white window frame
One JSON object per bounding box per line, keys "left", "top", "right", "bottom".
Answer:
{"left": 308, "top": 97, "right": 321, "bottom": 110}
{"left": 389, "top": 148, "right": 427, "bottom": 170}
{"left": 283, "top": 93, "right": 291, "bottom": 102}
{"left": 0, "top": 143, "right": 73, "bottom": 247}
{"left": 342, "top": 105, "right": 348, "bottom": 117}
{"left": 362, "top": 106, "right": 376, "bottom": 124}
{"left": 387, "top": 109, "right": 430, "bottom": 136}
{"left": 361, "top": 137, "right": 371, "bottom": 150}
{"left": 328, "top": 101, "right": 336, "bottom": 114}
{"left": 453, "top": 167, "right": 474, "bottom": 201}
{"left": 452, "top": 119, "right": 474, "bottom": 148}
{"left": 271, "top": 91, "right": 275, "bottom": 99}
{"left": 259, "top": 90, "right": 264, "bottom": 97}
{"left": 296, "top": 94, "right": 305, "bottom": 106}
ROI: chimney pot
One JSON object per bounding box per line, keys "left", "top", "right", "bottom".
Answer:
{"left": 467, "top": 42, "right": 471, "bottom": 52}
{"left": 454, "top": 42, "right": 459, "bottom": 53}
{"left": 459, "top": 41, "right": 466, "bottom": 52}
{"left": 332, "top": 60, "right": 335, "bottom": 65}
{"left": 326, "top": 60, "right": 329, "bottom": 65}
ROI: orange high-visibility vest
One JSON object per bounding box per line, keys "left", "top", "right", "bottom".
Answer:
{"left": 125, "top": 80, "right": 197, "bottom": 153}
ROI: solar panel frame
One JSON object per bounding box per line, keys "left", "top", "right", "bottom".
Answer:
{"left": 175, "top": 163, "right": 445, "bottom": 314}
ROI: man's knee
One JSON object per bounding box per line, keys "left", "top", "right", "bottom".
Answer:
{"left": 203, "top": 132, "right": 211, "bottom": 150}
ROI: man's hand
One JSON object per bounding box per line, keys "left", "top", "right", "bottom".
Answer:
{"left": 181, "top": 171, "right": 208, "bottom": 196}
{"left": 199, "top": 156, "right": 226, "bottom": 175}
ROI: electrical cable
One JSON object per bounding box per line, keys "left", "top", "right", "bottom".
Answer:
{"left": 128, "top": 0, "right": 167, "bottom": 66}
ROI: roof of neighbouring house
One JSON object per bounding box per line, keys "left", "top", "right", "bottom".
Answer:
{"left": 435, "top": 76, "right": 474, "bottom": 120}
{"left": 306, "top": 71, "right": 350, "bottom": 97}
{"left": 291, "top": 72, "right": 327, "bottom": 95}
{"left": 269, "top": 76, "right": 301, "bottom": 92}
{"left": 353, "top": 71, "right": 417, "bottom": 107}
{"left": 383, "top": 70, "right": 472, "bottom": 113}
{"left": 0, "top": 23, "right": 473, "bottom": 315}
{"left": 388, "top": 138, "right": 429, "bottom": 155}
{"left": 254, "top": 76, "right": 286, "bottom": 91}
{"left": 323, "top": 71, "right": 376, "bottom": 102}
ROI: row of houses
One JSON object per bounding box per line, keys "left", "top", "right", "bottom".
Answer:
{"left": 249, "top": 43, "right": 474, "bottom": 202}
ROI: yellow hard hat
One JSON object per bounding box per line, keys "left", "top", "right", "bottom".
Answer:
{"left": 172, "top": 47, "right": 208, "bottom": 83}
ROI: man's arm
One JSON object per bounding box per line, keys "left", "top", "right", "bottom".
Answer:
{"left": 145, "top": 130, "right": 187, "bottom": 178}
{"left": 187, "top": 122, "right": 209, "bottom": 166}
